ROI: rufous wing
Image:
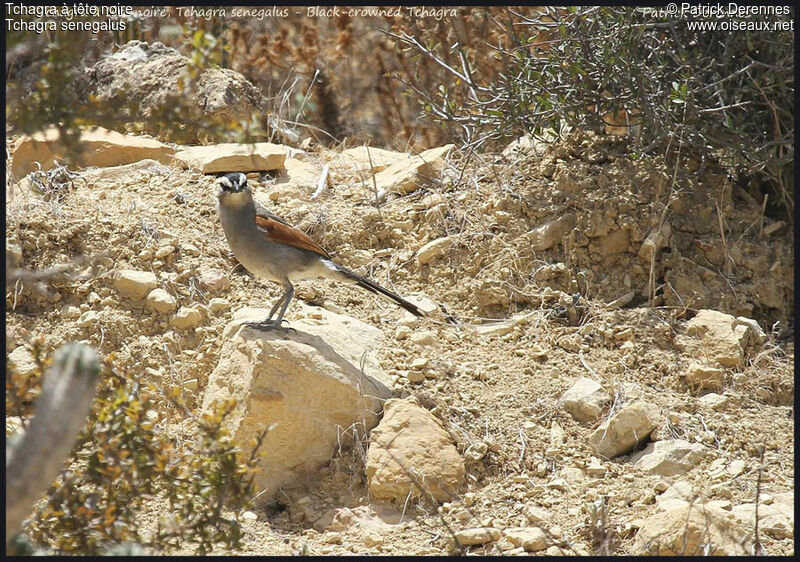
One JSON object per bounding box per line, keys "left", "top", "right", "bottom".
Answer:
{"left": 255, "top": 214, "right": 331, "bottom": 259}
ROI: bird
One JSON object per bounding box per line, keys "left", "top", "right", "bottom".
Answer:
{"left": 216, "top": 172, "right": 423, "bottom": 330}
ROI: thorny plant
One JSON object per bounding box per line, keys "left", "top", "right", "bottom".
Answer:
{"left": 586, "top": 496, "right": 619, "bottom": 555}
{"left": 27, "top": 161, "right": 87, "bottom": 204}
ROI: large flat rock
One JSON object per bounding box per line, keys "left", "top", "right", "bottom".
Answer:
{"left": 10, "top": 126, "right": 175, "bottom": 177}
{"left": 173, "top": 142, "right": 288, "bottom": 173}
{"left": 373, "top": 144, "right": 454, "bottom": 196}
{"left": 201, "top": 304, "right": 391, "bottom": 501}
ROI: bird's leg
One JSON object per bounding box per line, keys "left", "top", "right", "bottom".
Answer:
{"left": 246, "top": 283, "right": 296, "bottom": 332}
{"left": 265, "top": 293, "right": 284, "bottom": 322}
{"left": 272, "top": 283, "right": 295, "bottom": 331}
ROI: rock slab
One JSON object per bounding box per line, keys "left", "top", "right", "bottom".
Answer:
{"left": 454, "top": 527, "right": 500, "bottom": 546}
{"left": 173, "top": 142, "right": 287, "bottom": 173}
{"left": 676, "top": 309, "right": 762, "bottom": 368}
{"left": 634, "top": 502, "right": 751, "bottom": 555}
{"left": 631, "top": 439, "right": 706, "bottom": 476}
{"left": 503, "top": 527, "right": 548, "bottom": 552}
{"left": 559, "top": 377, "right": 610, "bottom": 422}
{"left": 11, "top": 126, "right": 175, "bottom": 177}
{"left": 113, "top": 269, "right": 158, "bottom": 300}
{"left": 366, "top": 395, "right": 465, "bottom": 503}
{"left": 339, "top": 146, "right": 410, "bottom": 174}
{"left": 731, "top": 492, "right": 794, "bottom": 539}
{"left": 373, "top": 145, "right": 454, "bottom": 195}
{"left": 202, "top": 304, "right": 391, "bottom": 502}
{"left": 589, "top": 401, "right": 659, "bottom": 458}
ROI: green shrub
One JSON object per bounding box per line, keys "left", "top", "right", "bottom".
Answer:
{"left": 15, "top": 349, "right": 263, "bottom": 555}
{"left": 392, "top": 6, "right": 793, "bottom": 220}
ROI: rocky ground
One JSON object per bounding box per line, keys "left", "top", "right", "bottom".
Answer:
{"left": 5, "top": 126, "right": 794, "bottom": 555}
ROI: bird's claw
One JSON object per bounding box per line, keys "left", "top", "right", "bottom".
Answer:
{"left": 244, "top": 319, "right": 296, "bottom": 334}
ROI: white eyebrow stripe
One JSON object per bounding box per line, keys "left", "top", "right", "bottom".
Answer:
{"left": 220, "top": 176, "right": 232, "bottom": 188}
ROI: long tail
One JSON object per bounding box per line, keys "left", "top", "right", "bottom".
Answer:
{"left": 333, "top": 264, "right": 424, "bottom": 317}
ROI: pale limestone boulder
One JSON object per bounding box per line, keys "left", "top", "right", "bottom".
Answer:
{"left": 113, "top": 269, "right": 158, "bottom": 300}
{"left": 202, "top": 304, "right": 391, "bottom": 502}
{"left": 655, "top": 479, "right": 695, "bottom": 511}
{"left": 79, "top": 40, "right": 264, "bottom": 139}
{"left": 676, "top": 309, "right": 762, "bottom": 368}
{"left": 366, "top": 396, "right": 465, "bottom": 503}
{"left": 589, "top": 401, "right": 659, "bottom": 459}
{"left": 697, "top": 392, "right": 732, "bottom": 410}
{"left": 7, "top": 346, "right": 38, "bottom": 383}
{"left": 731, "top": 492, "right": 794, "bottom": 539}
{"left": 10, "top": 126, "right": 175, "bottom": 177}
{"left": 683, "top": 361, "right": 725, "bottom": 391}
{"left": 6, "top": 240, "right": 23, "bottom": 268}
{"left": 454, "top": 527, "right": 500, "bottom": 546}
{"left": 734, "top": 316, "right": 767, "bottom": 345}
{"left": 373, "top": 145, "right": 454, "bottom": 196}
{"left": 503, "top": 527, "right": 548, "bottom": 552}
{"left": 208, "top": 298, "right": 230, "bottom": 313}
{"left": 527, "top": 214, "right": 576, "bottom": 251}
{"left": 145, "top": 288, "right": 177, "bottom": 313}
{"left": 631, "top": 439, "right": 706, "bottom": 476}
{"left": 634, "top": 503, "right": 751, "bottom": 555}
{"left": 170, "top": 306, "right": 203, "bottom": 330}
{"left": 416, "top": 236, "right": 453, "bottom": 265}
{"left": 195, "top": 67, "right": 263, "bottom": 123}
{"left": 197, "top": 268, "right": 230, "bottom": 292}
{"left": 338, "top": 146, "right": 410, "bottom": 174}
{"left": 559, "top": 377, "right": 610, "bottom": 422}
{"left": 266, "top": 157, "right": 324, "bottom": 201}
{"left": 173, "top": 142, "right": 287, "bottom": 173}
{"left": 84, "top": 41, "right": 262, "bottom": 134}
{"left": 524, "top": 506, "right": 552, "bottom": 525}
{"left": 638, "top": 221, "right": 672, "bottom": 261}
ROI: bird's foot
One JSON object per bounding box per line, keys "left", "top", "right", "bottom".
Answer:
{"left": 244, "top": 319, "right": 297, "bottom": 334}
